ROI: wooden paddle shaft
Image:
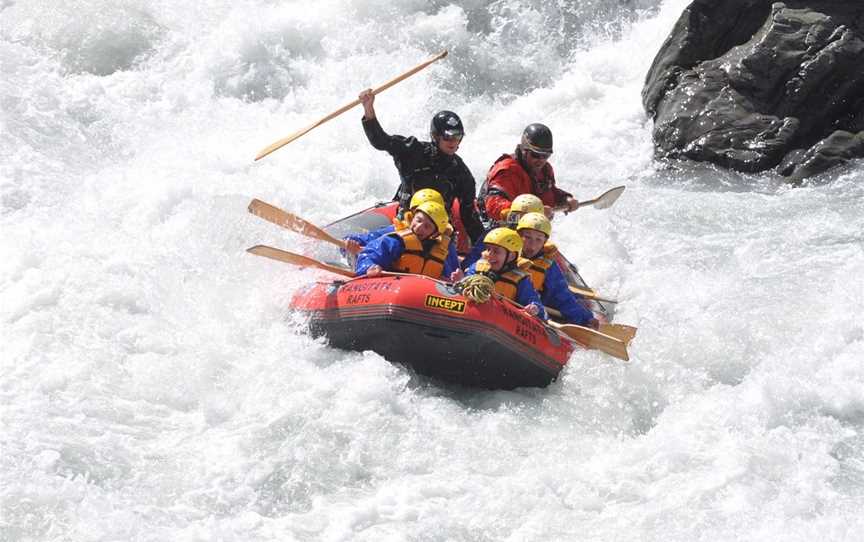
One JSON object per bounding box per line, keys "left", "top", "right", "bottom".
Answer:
{"left": 248, "top": 199, "right": 347, "bottom": 249}
{"left": 255, "top": 51, "right": 449, "bottom": 160}
{"left": 246, "top": 245, "right": 355, "bottom": 278}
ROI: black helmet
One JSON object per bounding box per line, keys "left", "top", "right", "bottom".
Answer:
{"left": 430, "top": 110, "right": 464, "bottom": 141}
{"left": 520, "top": 123, "right": 553, "bottom": 155}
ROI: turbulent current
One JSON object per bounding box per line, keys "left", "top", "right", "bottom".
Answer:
{"left": 2, "top": 1, "right": 863, "bottom": 540}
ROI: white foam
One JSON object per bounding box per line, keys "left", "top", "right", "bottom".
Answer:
{"left": 2, "top": 0, "right": 864, "bottom": 539}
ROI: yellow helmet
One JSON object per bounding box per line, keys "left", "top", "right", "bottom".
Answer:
{"left": 510, "top": 194, "right": 544, "bottom": 214}
{"left": 409, "top": 188, "right": 445, "bottom": 210}
{"left": 414, "top": 201, "right": 449, "bottom": 235}
{"left": 516, "top": 212, "right": 552, "bottom": 237}
{"left": 483, "top": 227, "right": 523, "bottom": 254}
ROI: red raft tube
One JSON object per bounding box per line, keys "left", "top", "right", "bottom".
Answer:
{"left": 290, "top": 273, "right": 581, "bottom": 389}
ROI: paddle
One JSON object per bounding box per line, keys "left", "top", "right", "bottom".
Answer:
{"left": 580, "top": 185, "right": 626, "bottom": 210}
{"left": 248, "top": 199, "right": 348, "bottom": 249}
{"left": 246, "top": 245, "right": 355, "bottom": 278}
{"left": 494, "top": 294, "right": 629, "bottom": 361}
{"left": 601, "top": 323, "right": 637, "bottom": 344}
{"left": 254, "top": 50, "right": 449, "bottom": 161}
{"left": 544, "top": 306, "right": 637, "bottom": 347}
{"left": 568, "top": 285, "right": 617, "bottom": 304}
{"left": 245, "top": 245, "right": 629, "bottom": 359}
{"left": 547, "top": 321, "right": 630, "bottom": 361}
{"left": 554, "top": 185, "right": 626, "bottom": 213}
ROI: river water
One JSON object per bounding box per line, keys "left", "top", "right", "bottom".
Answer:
{"left": 2, "top": 1, "right": 863, "bottom": 540}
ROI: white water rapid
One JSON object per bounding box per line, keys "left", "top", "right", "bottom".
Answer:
{"left": 2, "top": 0, "right": 863, "bottom": 540}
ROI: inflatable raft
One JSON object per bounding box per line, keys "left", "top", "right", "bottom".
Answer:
{"left": 284, "top": 202, "right": 613, "bottom": 389}
{"left": 291, "top": 273, "right": 578, "bottom": 389}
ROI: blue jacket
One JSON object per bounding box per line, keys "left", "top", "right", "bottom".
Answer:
{"left": 345, "top": 225, "right": 394, "bottom": 247}
{"left": 460, "top": 239, "right": 486, "bottom": 270}
{"left": 355, "top": 232, "right": 459, "bottom": 278}
{"left": 540, "top": 262, "right": 594, "bottom": 326}
{"left": 465, "top": 262, "right": 546, "bottom": 320}
{"left": 346, "top": 225, "right": 460, "bottom": 255}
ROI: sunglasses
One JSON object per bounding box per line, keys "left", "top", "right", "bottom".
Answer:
{"left": 440, "top": 132, "right": 463, "bottom": 142}
{"left": 527, "top": 149, "right": 551, "bottom": 159}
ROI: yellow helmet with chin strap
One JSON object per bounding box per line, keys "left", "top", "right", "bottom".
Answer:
{"left": 516, "top": 212, "right": 552, "bottom": 237}
{"left": 409, "top": 188, "right": 445, "bottom": 210}
{"left": 413, "top": 201, "right": 449, "bottom": 235}
{"left": 483, "top": 227, "right": 523, "bottom": 254}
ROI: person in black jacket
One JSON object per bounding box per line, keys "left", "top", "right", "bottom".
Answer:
{"left": 358, "top": 89, "right": 484, "bottom": 247}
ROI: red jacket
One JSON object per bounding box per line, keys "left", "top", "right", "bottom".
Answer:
{"left": 480, "top": 153, "right": 573, "bottom": 222}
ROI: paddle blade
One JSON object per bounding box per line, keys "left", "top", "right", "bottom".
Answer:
{"left": 248, "top": 199, "right": 347, "bottom": 248}
{"left": 599, "top": 323, "right": 637, "bottom": 345}
{"left": 246, "top": 245, "right": 356, "bottom": 278}
{"left": 591, "top": 185, "right": 625, "bottom": 209}
{"left": 550, "top": 321, "right": 629, "bottom": 361}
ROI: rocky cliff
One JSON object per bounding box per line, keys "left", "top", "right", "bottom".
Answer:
{"left": 643, "top": 0, "right": 864, "bottom": 183}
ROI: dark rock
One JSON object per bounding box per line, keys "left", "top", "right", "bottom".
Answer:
{"left": 779, "top": 130, "right": 864, "bottom": 183}
{"left": 643, "top": 0, "right": 864, "bottom": 181}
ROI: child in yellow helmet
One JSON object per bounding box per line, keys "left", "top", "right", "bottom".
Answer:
{"left": 355, "top": 201, "right": 460, "bottom": 280}
{"left": 344, "top": 189, "right": 446, "bottom": 255}
{"left": 460, "top": 227, "right": 545, "bottom": 318}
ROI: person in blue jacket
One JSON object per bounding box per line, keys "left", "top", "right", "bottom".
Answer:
{"left": 354, "top": 201, "right": 460, "bottom": 280}
{"left": 460, "top": 228, "right": 545, "bottom": 320}
{"left": 516, "top": 213, "right": 599, "bottom": 328}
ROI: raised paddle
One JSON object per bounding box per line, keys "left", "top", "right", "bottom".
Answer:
{"left": 554, "top": 185, "right": 626, "bottom": 213}
{"left": 248, "top": 199, "right": 348, "bottom": 249}
{"left": 254, "top": 50, "right": 449, "bottom": 161}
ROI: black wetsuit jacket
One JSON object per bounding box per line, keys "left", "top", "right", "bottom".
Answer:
{"left": 362, "top": 116, "right": 484, "bottom": 243}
